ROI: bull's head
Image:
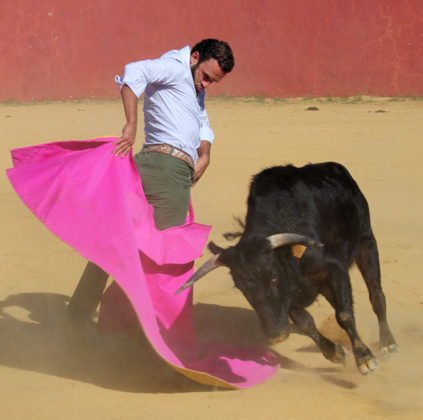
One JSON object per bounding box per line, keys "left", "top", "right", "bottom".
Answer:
{"left": 176, "top": 233, "right": 323, "bottom": 342}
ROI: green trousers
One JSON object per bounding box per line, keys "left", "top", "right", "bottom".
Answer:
{"left": 134, "top": 150, "right": 194, "bottom": 230}
{"left": 67, "top": 151, "right": 194, "bottom": 327}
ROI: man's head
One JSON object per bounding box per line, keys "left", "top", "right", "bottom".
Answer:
{"left": 190, "top": 39, "right": 234, "bottom": 93}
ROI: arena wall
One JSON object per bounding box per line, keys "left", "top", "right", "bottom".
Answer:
{"left": 2, "top": 0, "right": 423, "bottom": 101}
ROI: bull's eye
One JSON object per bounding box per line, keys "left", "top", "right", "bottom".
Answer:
{"left": 269, "top": 277, "right": 279, "bottom": 298}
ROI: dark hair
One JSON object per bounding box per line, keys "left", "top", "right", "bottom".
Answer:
{"left": 191, "top": 39, "right": 234, "bottom": 73}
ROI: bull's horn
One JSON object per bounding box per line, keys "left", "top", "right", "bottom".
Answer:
{"left": 267, "top": 233, "right": 324, "bottom": 249}
{"left": 175, "top": 254, "right": 222, "bottom": 295}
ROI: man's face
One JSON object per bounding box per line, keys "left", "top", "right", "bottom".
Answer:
{"left": 190, "top": 51, "right": 226, "bottom": 93}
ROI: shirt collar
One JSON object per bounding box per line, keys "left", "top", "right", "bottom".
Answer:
{"left": 180, "top": 45, "right": 191, "bottom": 66}
{"left": 180, "top": 46, "right": 198, "bottom": 95}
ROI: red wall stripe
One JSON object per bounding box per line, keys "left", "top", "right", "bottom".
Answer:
{"left": 2, "top": 0, "right": 423, "bottom": 101}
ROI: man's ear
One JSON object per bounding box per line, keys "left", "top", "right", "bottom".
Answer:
{"left": 190, "top": 51, "right": 199, "bottom": 66}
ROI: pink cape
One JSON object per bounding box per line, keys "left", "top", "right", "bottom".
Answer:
{"left": 6, "top": 137, "right": 279, "bottom": 388}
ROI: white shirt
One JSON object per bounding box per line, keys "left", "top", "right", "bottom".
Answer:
{"left": 115, "top": 46, "right": 214, "bottom": 163}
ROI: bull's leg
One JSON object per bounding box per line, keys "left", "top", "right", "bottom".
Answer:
{"left": 327, "top": 262, "right": 378, "bottom": 374}
{"left": 289, "top": 307, "right": 347, "bottom": 364}
{"left": 356, "top": 235, "right": 398, "bottom": 354}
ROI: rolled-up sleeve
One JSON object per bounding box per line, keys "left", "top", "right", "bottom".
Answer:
{"left": 115, "top": 58, "right": 183, "bottom": 98}
{"left": 198, "top": 92, "right": 215, "bottom": 143}
{"left": 199, "top": 124, "right": 214, "bottom": 143}
{"left": 118, "top": 62, "right": 148, "bottom": 98}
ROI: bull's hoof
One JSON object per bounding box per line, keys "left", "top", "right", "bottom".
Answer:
{"left": 323, "top": 343, "right": 348, "bottom": 364}
{"left": 358, "top": 355, "right": 379, "bottom": 375}
{"left": 380, "top": 343, "right": 398, "bottom": 356}
{"left": 331, "top": 344, "right": 349, "bottom": 364}
{"left": 268, "top": 331, "right": 290, "bottom": 344}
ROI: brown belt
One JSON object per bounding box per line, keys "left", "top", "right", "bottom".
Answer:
{"left": 142, "top": 144, "right": 195, "bottom": 169}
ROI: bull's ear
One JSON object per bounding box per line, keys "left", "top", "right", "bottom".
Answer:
{"left": 208, "top": 241, "right": 225, "bottom": 255}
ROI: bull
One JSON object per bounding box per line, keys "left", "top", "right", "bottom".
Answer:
{"left": 177, "top": 162, "right": 397, "bottom": 374}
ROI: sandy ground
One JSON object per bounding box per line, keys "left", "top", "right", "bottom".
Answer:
{"left": 1, "top": 98, "right": 422, "bottom": 419}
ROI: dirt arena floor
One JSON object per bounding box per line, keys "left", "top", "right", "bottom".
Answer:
{"left": 1, "top": 98, "right": 422, "bottom": 419}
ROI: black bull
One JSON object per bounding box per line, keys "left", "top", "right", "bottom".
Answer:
{"left": 176, "top": 162, "right": 397, "bottom": 374}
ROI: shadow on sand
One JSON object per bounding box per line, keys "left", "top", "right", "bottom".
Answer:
{"left": 0, "top": 293, "right": 356, "bottom": 393}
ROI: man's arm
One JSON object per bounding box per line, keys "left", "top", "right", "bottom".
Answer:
{"left": 113, "top": 57, "right": 183, "bottom": 158}
{"left": 192, "top": 140, "right": 211, "bottom": 187}
{"left": 113, "top": 85, "right": 138, "bottom": 158}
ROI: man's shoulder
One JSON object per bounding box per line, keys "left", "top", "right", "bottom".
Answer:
{"left": 160, "top": 45, "right": 191, "bottom": 65}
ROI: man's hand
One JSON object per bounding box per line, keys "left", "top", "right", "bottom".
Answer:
{"left": 192, "top": 155, "right": 209, "bottom": 186}
{"left": 192, "top": 140, "right": 211, "bottom": 187}
{"left": 113, "top": 122, "right": 137, "bottom": 158}
{"left": 113, "top": 85, "right": 139, "bottom": 158}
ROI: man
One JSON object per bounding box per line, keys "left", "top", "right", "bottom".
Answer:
{"left": 67, "top": 39, "right": 235, "bottom": 330}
